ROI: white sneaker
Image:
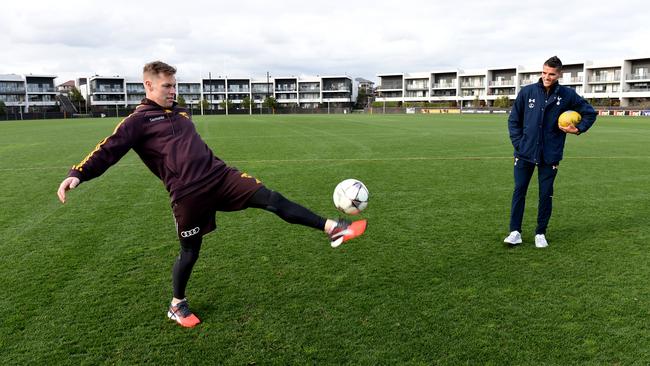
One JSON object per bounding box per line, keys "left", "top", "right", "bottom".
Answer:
{"left": 503, "top": 231, "right": 522, "bottom": 245}
{"left": 535, "top": 234, "right": 548, "bottom": 248}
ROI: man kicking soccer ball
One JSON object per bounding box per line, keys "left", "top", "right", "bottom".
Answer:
{"left": 57, "top": 61, "right": 367, "bottom": 328}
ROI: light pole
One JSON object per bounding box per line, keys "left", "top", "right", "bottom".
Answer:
{"left": 266, "top": 71, "right": 270, "bottom": 114}
{"left": 225, "top": 77, "right": 229, "bottom": 116}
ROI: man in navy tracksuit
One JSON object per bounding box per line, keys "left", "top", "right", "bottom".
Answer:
{"left": 504, "top": 56, "right": 597, "bottom": 248}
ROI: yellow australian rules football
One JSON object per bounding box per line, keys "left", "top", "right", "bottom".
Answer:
{"left": 558, "top": 110, "right": 582, "bottom": 128}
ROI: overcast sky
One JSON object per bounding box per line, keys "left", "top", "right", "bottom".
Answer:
{"left": 1, "top": 0, "right": 648, "bottom": 84}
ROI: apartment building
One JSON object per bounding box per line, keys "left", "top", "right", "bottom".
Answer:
{"left": 177, "top": 80, "right": 202, "bottom": 106}
{"left": 227, "top": 78, "right": 250, "bottom": 105}
{"left": 623, "top": 58, "right": 650, "bottom": 106}
{"left": 70, "top": 74, "right": 353, "bottom": 112}
{"left": 376, "top": 73, "right": 403, "bottom": 102}
{"left": 251, "top": 79, "right": 274, "bottom": 105}
{"left": 202, "top": 77, "right": 226, "bottom": 105}
{"left": 79, "top": 76, "right": 126, "bottom": 111}
{"left": 404, "top": 73, "right": 429, "bottom": 101}
{"left": 1, "top": 74, "right": 58, "bottom": 113}
{"left": 298, "top": 77, "right": 320, "bottom": 108}
{"left": 322, "top": 76, "right": 354, "bottom": 107}
{"left": 125, "top": 78, "right": 145, "bottom": 106}
{"left": 0, "top": 74, "right": 26, "bottom": 113}
{"left": 459, "top": 69, "right": 486, "bottom": 106}
{"left": 274, "top": 77, "right": 298, "bottom": 106}
{"left": 431, "top": 71, "right": 458, "bottom": 100}
{"left": 25, "top": 75, "right": 58, "bottom": 112}
{"left": 377, "top": 57, "right": 650, "bottom": 107}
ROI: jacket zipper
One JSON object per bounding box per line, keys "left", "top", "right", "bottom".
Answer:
{"left": 537, "top": 94, "right": 544, "bottom": 165}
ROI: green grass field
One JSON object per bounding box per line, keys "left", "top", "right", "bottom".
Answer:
{"left": 1, "top": 113, "right": 650, "bottom": 364}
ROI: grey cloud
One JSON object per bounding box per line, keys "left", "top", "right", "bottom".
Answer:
{"left": 1, "top": 0, "right": 649, "bottom": 85}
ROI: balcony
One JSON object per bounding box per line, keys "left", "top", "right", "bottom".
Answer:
{"left": 626, "top": 74, "right": 650, "bottom": 81}
{"left": 488, "top": 79, "right": 515, "bottom": 87}
{"left": 432, "top": 90, "right": 456, "bottom": 97}
{"left": 26, "top": 86, "right": 55, "bottom": 93}
{"left": 560, "top": 76, "right": 584, "bottom": 84}
{"left": 461, "top": 90, "right": 485, "bottom": 97}
{"left": 178, "top": 87, "right": 201, "bottom": 94}
{"left": 204, "top": 87, "right": 226, "bottom": 93}
{"left": 378, "top": 91, "right": 402, "bottom": 98}
{"left": 323, "top": 85, "right": 350, "bottom": 92}
{"left": 0, "top": 95, "right": 25, "bottom": 103}
{"left": 588, "top": 76, "right": 620, "bottom": 83}
{"left": 276, "top": 93, "right": 298, "bottom": 100}
{"left": 405, "top": 84, "right": 429, "bottom": 91}
{"left": 378, "top": 83, "right": 402, "bottom": 90}
{"left": 487, "top": 88, "right": 515, "bottom": 96}
{"left": 623, "top": 85, "right": 650, "bottom": 92}
{"left": 432, "top": 82, "right": 456, "bottom": 89}
{"left": 520, "top": 78, "right": 538, "bottom": 86}
{"left": 252, "top": 86, "right": 271, "bottom": 93}
{"left": 227, "top": 87, "right": 250, "bottom": 93}
{"left": 93, "top": 87, "right": 124, "bottom": 93}
{"left": 0, "top": 87, "right": 26, "bottom": 94}
{"left": 460, "top": 82, "right": 485, "bottom": 88}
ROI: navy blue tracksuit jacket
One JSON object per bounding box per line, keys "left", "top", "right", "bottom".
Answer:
{"left": 508, "top": 79, "right": 597, "bottom": 164}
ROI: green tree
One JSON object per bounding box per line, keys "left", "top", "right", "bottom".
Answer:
{"left": 493, "top": 96, "right": 511, "bottom": 108}
{"left": 0, "top": 101, "right": 6, "bottom": 117}
{"left": 219, "top": 99, "right": 234, "bottom": 110}
{"left": 198, "top": 98, "right": 210, "bottom": 110}
{"left": 69, "top": 87, "right": 85, "bottom": 112}
{"left": 263, "top": 96, "right": 278, "bottom": 111}
{"left": 177, "top": 95, "right": 186, "bottom": 107}
{"left": 356, "top": 87, "right": 370, "bottom": 108}
{"left": 241, "top": 96, "right": 252, "bottom": 110}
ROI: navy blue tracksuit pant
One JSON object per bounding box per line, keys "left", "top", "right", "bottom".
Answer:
{"left": 509, "top": 158, "right": 559, "bottom": 235}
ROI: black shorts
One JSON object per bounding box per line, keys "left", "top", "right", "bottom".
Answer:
{"left": 171, "top": 167, "right": 263, "bottom": 240}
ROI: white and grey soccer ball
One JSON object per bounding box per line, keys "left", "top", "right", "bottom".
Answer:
{"left": 333, "top": 179, "right": 369, "bottom": 215}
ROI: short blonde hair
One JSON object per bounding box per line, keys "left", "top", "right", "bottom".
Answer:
{"left": 143, "top": 61, "right": 177, "bottom": 76}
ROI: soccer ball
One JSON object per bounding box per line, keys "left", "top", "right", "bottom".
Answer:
{"left": 333, "top": 179, "right": 369, "bottom": 215}
{"left": 558, "top": 110, "right": 582, "bottom": 128}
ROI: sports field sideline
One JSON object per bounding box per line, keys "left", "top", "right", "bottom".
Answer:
{"left": 1, "top": 113, "right": 650, "bottom": 364}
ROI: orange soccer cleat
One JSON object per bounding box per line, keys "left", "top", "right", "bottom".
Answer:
{"left": 167, "top": 299, "right": 201, "bottom": 328}
{"left": 329, "top": 219, "right": 367, "bottom": 248}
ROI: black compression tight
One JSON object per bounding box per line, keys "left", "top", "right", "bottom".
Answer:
{"left": 247, "top": 187, "right": 327, "bottom": 230}
{"left": 172, "top": 235, "right": 202, "bottom": 299}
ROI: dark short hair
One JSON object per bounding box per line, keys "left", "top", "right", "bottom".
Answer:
{"left": 544, "top": 56, "right": 563, "bottom": 70}
{"left": 143, "top": 61, "right": 177, "bottom": 76}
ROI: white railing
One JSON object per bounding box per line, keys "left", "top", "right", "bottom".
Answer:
{"left": 589, "top": 76, "right": 621, "bottom": 83}
{"left": 433, "top": 82, "right": 456, "bottom": 88}
{"left": 488, "top": 80, "right": 514, "bottom": 86}
{"left": 626, "top": 74, "right": 650, "bottom": 80}
{"left": 461, "top": 82, "right": 485, "bottom": 88}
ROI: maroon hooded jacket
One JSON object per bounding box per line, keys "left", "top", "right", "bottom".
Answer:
{"left": 68, "top": 98, "right": 227, "bottom": 202}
